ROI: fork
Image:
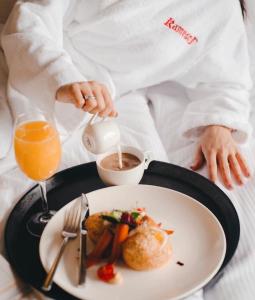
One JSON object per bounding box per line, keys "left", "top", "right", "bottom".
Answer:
{"left": 42, "top": 201, "right": 81, "bottom": 291}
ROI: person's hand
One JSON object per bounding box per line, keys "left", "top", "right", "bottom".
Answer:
{"left": 191, "top": 125, "right": 250, "bottom": 189}
{"left": 56, "top": 81, "right": 118, "bottom": 117}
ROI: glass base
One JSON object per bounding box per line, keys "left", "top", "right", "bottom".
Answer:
{"left": 26, "top": 210, "right": 56, "bottom": 237}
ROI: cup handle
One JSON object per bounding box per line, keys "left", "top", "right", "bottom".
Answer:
{"left": 89, "top": 113, "right": 108, "bottom": 125}
{"left": 144, "top": 151, "right": 154, "bottom": 170}
{"left": 100, "top": 117, "right": 108, "bottom": 122}
{"left": 88, "top": 113, "right": 98, "bottom": 125}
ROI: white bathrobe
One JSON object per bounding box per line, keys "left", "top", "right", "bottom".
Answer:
{"left": 1, "top": 0, "right": 252, "bottom": 143}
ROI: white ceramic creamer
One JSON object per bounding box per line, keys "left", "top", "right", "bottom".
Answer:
{"left": 82, "top": 114, "right": 121, "bottom": 155}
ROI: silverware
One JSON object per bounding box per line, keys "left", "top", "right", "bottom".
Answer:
{"left": 78, "top": 193, "right": 90, "bottom": 285}
{"left": 42, "top": 200, "right": 81, "bottom": 291}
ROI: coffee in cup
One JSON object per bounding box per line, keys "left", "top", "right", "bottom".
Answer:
{"left": 100, "top": 153, "right": 141, "bottom": 171}
{"left": 96, "top": 146, "right": 153, "bottom": 186}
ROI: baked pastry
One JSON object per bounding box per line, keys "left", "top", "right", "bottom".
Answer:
{"left": 85, "top": 212, "right": 108, "bottom": 244}
{"left": 122, "top": 225, "right": 172, "bottom": 270}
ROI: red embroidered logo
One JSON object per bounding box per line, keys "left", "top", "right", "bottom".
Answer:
{"left": 164, "top": 18, "right": 198, "bottom": 45}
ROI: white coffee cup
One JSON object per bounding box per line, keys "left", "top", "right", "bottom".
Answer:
{"left": 82, "top": 114, "right": 120, "bottom": 155}
{"left": 96, "top": 145, "right": 153, "bottom": 186}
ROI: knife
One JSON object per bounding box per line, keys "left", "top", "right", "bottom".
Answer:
{"left": 78, "top": 193, "right": 89, "bottom": 285}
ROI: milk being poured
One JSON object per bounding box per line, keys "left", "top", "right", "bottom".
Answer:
{"left": 117, "top": 144, "right": 123, "bottom": 169}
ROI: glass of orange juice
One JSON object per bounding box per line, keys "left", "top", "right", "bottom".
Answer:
{"left": 14, "top": 110, "right": 61, "bottom": 236}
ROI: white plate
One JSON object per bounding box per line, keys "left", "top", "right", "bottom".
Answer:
{"left": 39, "top": 185, "right": 226, "bottom": 300}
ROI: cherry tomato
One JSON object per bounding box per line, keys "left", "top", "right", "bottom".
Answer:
{"left": 97, "top": 263, "right": 115, "bottom": 282}
{"left": 137, "top": 207, "right": 145, "bottom": 212}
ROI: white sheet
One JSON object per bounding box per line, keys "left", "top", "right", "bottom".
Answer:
{"left": 0, "top": 25, "right": 12, "bottom": 160}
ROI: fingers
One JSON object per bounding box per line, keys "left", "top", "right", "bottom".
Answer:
{"left": 191, "top": 147, "right": 218, "bottom": 184}
{"left": 81, "top": 82, "right": 117, "bottom": 117}
{"left": 191, "top": 146, "right": 218, "bottom": 184}
{"left": 97, "top": 85, "right": 113, "bottom": 117}
{"left": 71, "top": 83, "right": 85, "bottom": 108}
{"left": 100, "top": 86, "right": 118, "bottom": 117}
{"left": 218, "top": 152, "right": 233, "bottom": 189}
{"left": 56, "top": 81, "right": 118, "bottom": 117}
{"left": 209, "top": 150, "right": 250, "bottom": 189}
{"left": 80, "top": 83, "right": 97, "bottom": 112}
{"left": 191, "top": 146, "right": 204, "bottom": 170}
{"left": 88, "top": 84, "right": 106, "bottom": 114}
{"left": 193, "top": 125, "right": 252, "bottom": 189}
{"left": 205, "top": 151, "right": 217, "bottom": 183}
{"left": 228, "top": 154, "right": 243, "bottom": 185}
{"left": 57, "top": 81, "right": 118, "bottom": 117}
{"left": 109, "top": 110, "right": 118, "bottom": 117}
{"left": 236, "top": 152, "right": 251, "bottom": 177}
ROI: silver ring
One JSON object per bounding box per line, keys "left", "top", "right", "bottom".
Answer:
{"left": 84, "top": 95, "right": 96, "bottom": 101}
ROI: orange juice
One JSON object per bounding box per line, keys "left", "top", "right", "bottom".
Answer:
{"left": 14, "top": 121, "right": 61, "bottom": 181}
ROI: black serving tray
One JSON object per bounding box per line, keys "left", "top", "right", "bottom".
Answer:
{"left": 5, "top": 161, "right": 240, "bottom": 300}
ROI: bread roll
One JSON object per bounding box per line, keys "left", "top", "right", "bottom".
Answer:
{"left": 85, "top": 212, "right": 107, "bottom": 244}
{"left": 122, "top": 226, "right": 172, "bottom": 270}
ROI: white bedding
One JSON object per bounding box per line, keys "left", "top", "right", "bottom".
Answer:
{"left": 0, "top": 26, "right": 12, "bottom": 161}
{"left": 1, "top": 2, "right": 255, "bottom": 299}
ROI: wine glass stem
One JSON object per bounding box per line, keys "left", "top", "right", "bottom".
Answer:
{"left": 39, "top": 181, "right": 50, "bottom": 223}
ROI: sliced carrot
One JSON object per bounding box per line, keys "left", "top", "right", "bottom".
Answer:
{"left": 89, "top": 229, "right": 113, "bottom": 259}
{"left": 109, "top": 223, "right": 129, "bottom": 263}
{"left": 164, "top": 229, "right": 174, "bottom": 235}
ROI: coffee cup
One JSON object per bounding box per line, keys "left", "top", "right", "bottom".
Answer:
{"left": 96, "top": 145, "right": 153, "bottom": 185}
{"left": 82, "top": 114, "right": 120, "bottom": 155}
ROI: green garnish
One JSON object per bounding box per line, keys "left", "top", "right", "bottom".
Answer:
{"left": 101, "top": 209, "right": 141, "bottom": 225}
{"left": 111, "top": 210, "right": 122, "bottom": 220}
{"left": 131, "top": 212, "right": 140, "bottom": 220}
{"left": 101, "top": 215, "right": 119, "bottom": 224}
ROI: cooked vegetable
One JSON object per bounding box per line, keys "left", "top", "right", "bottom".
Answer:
{"left": 101, "top": 215, "right": 119, "bottom": 224}
{"left": 110, "top": 223, "right": 129, "bottom": 262}
{"left": 131, "top": 211, "right": 140, "bottom": 220}
{"left": 86, "top": 256, "right": 100, "bottom": 268}
{"left": 120, "top": 212, "right": 136, "bottom": 227}
{"left": 164, "top": 229, "right": 174, "bottom": 235}
{"left": 89, "top": 228, "right": 113, "bottom": 259}
{"left": 101, "top": 210, "right": 123, "bottom": 224}
{"left": 112, "top": 210, "right": 123, "bottom": 219}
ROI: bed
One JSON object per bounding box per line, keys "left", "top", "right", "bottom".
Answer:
{"left": 0, "top": 1, "right": 255, "bottom": 299}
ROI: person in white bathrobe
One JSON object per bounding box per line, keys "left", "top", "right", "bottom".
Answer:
{"left": 0, "top": 0, "right": 252, "bottom": 190}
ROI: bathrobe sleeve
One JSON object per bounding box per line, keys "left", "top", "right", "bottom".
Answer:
{"left": 1, "top": 0, "right": 86, "bottom": 100}
{"left": 1, "top": 0, "right": 88, "bottom": 136}
{"left": 179, "top": 2, "right": 252, "bottom": 144}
